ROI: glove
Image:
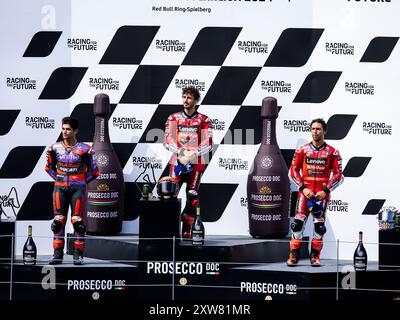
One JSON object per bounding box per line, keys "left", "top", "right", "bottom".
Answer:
{"left": 307, "top": 197, "right": 323, "bottom": 214}
{"left": 173, "top": 160, "right": 193, "bottom": 176}
{"left": 174, "top": 161, "right": 184, "bottom": 176}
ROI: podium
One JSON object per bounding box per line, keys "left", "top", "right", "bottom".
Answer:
{"left": 138, "top": 197, "right": 181, "bottom": 240}
{"left": 0, "top": 219, "right": 15, "bottom": 263}
{"left": 138, "top": 198, "right": 181, "bottom": 262}
{"left": 379, "top": 229, "right": 400, "bottom": 269}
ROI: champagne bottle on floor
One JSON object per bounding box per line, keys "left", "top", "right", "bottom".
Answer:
{"left": 192, "top": 207, "right": 204, "bottom": 245}
{"left": 353, "top": 231, "right": 367, "bottom": 272}
{"left": 23, "top": 225, "right": 37, "bottom": 265}
{"left": 247, "top": 97, "right": 290, "bottom": 237}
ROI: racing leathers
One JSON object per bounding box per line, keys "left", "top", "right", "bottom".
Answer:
{"left": 288, "top": 142, "right": 343, "bottom": 265}
{"left": 45, "top": 142, "right": 99, "bottom": 260}
{"left": 164, "top": 110, "right": 213, "bottom": 237}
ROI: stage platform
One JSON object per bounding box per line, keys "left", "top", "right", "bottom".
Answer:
{"left": 69, "top": 234, "right": 310, "bottom": 264}
{"left": 225, "top": 260, "right": 400, "bottom": 300}
{"left": 0, "top": 255, "right": 138, "bottom": 300}
{"left": 1, "top": 256, "right": 399, "bottom": 301}
{"left": 0, "top": 236, "right": 399, "bottom": 301}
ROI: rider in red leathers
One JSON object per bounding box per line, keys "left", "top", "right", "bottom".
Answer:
{"left": 164, "top": 87, "right": 213, "bottom": 238}
{"left": 45, "top": 117, "right": 99, "bottom": 265}
{"left": 287, "top": 118, "right": 343, "bottom": 267}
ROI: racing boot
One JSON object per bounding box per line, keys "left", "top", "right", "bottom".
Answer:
{"left": 287, "top": 238, "right": 301, "bottom": 266}
{"left": 49, "top": 248, "right": 64, "bottom": 265}
{"left": 181, "top": 212, "right": 195, "bottom": 239}
{"left": 310, "top": 238, "right": 323, "bottom": 267}
{"left": 73, "top": 248, "right": 84, "bottom": 265}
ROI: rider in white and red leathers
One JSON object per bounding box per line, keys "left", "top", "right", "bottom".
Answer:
{"left": 288, "top": 134, "right": 343, "bottom": 266}
{"left": 164, "top": 89, "right": 213, "bottom": 238}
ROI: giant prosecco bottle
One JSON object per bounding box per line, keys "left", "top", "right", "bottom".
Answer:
{"left": 86, "top": 93, "right": 125, "bottom": 235}
{"left": 247, "top": 97, "right": 289, "bottom": 238}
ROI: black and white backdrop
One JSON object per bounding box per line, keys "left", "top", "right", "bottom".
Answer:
{"left": 1, "top": 0, "right": 399, "bottom": 260}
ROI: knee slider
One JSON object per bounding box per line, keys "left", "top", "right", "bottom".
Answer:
{"left": 51, "top": 215, "right": 65, "bottom": 233}
{"left": 312, "top": 210, "right": 324, "bottom": 218}
{"left": 73, "top": 221, "right": 86, "bottom": 234}
{"left": 51, "top": 221, "right": 62, "bottom": 233}
{"left": 181, "top": 212, "right": 195, "bottom": 225}
{"left": 291, "top": 219, "right": 304, "bottom": 233}
{"left": 314, "top": 222, "right": 326, "bottom": 237}
{"left": 72, "top": 216, "right": 86, "bottom": 234}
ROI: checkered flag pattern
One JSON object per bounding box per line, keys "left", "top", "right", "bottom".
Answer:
{"left": 1, "top": 0, "right": 399, "bottom": 259}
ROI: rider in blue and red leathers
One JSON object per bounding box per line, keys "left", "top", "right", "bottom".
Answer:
{"left": 45, "top": 117, "right": 99, "bottom": 265}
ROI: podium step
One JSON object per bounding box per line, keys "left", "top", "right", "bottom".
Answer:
{"left": 176, "top": 235, "right": 309, "bottom": 263}
{"left": 67, "top": 233, "right": 139, "bottom": 264}
{"left": 68, "top": 234, "right": 309, "bottom": 264}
